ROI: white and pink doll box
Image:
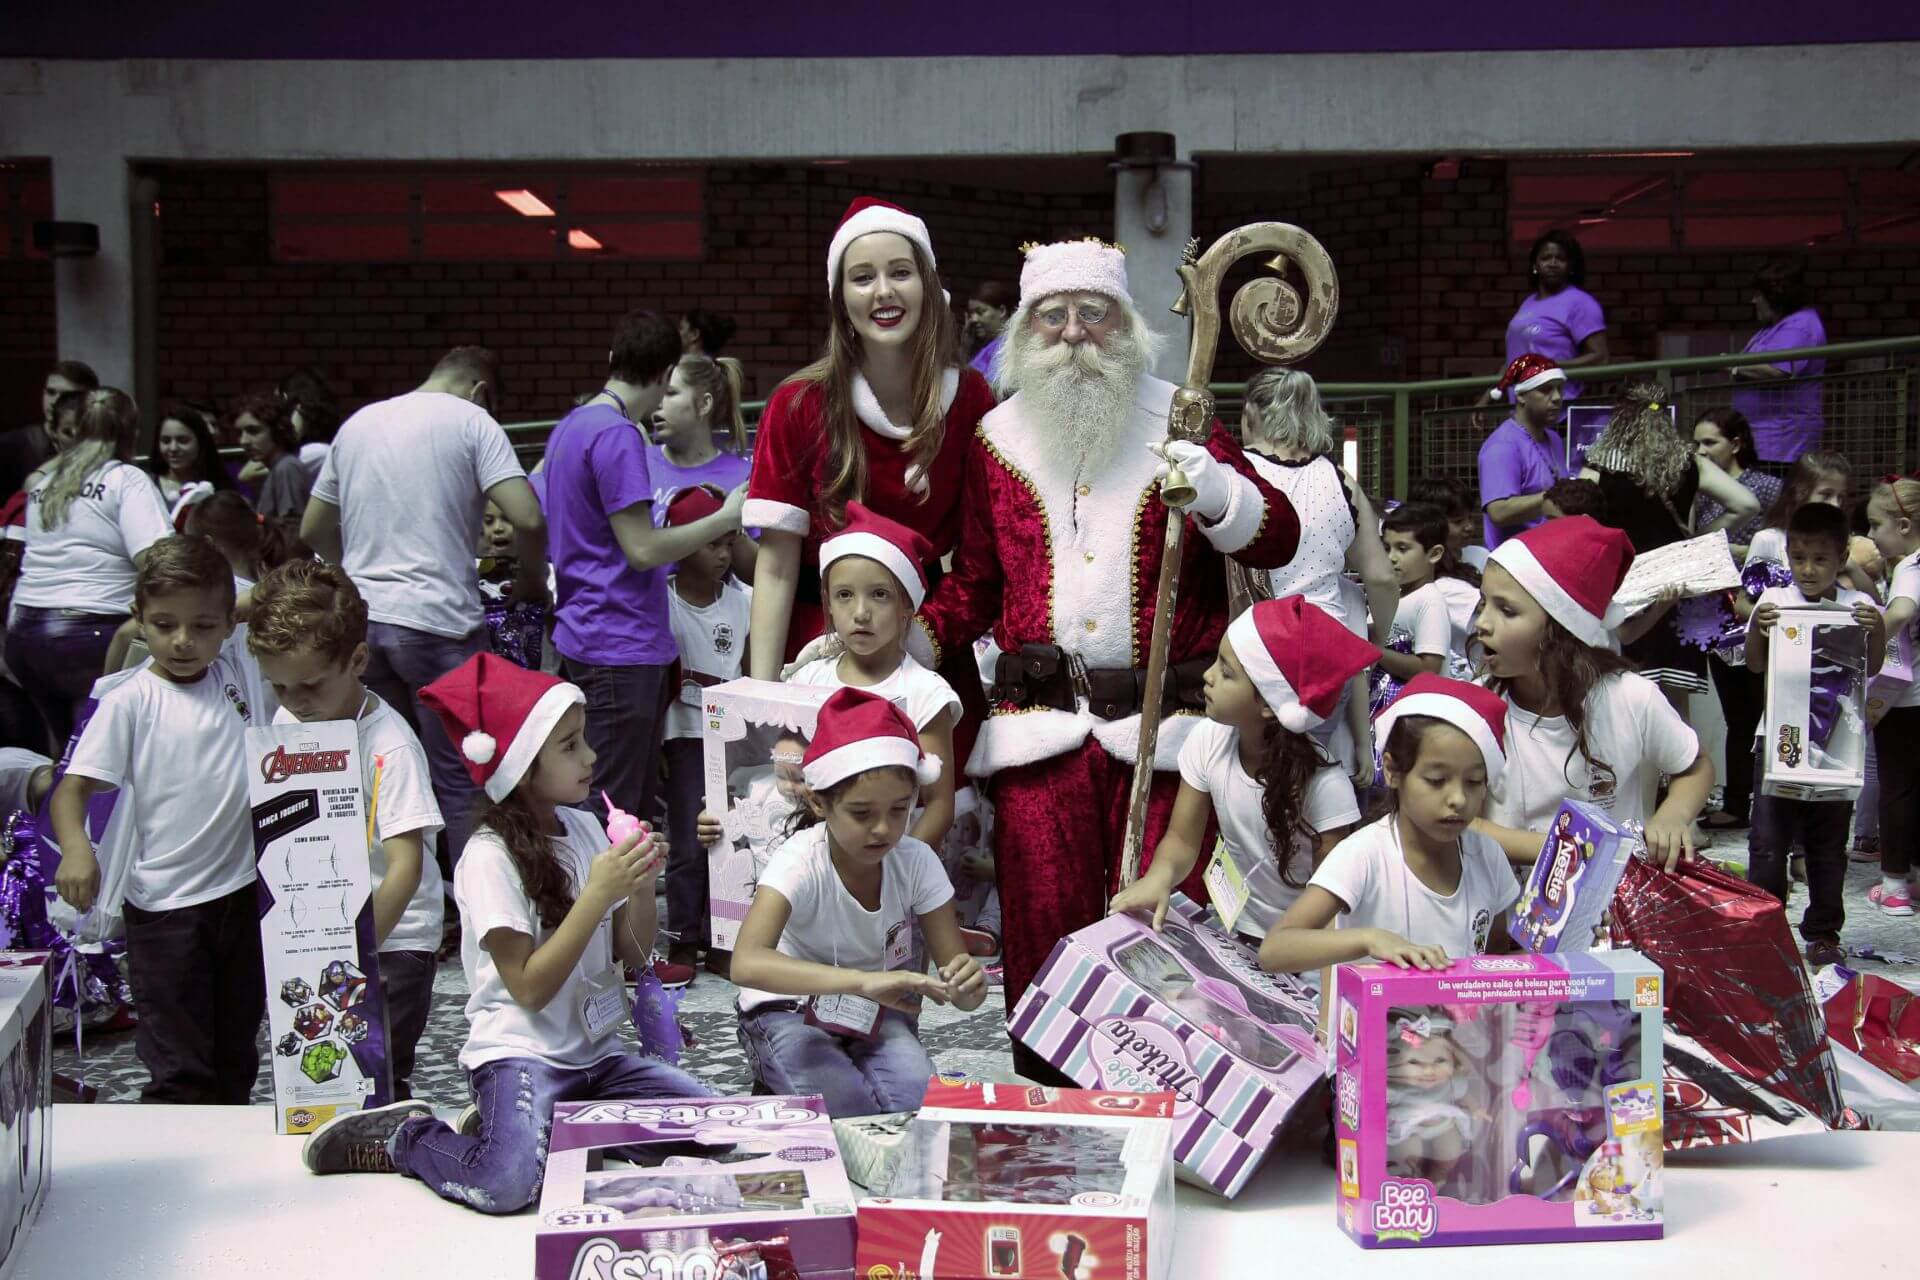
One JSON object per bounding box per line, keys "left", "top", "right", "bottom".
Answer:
{"left": 1334, "top": 952, "right": 1665, "bottom": 1249}
{"left": 1008, "top": 896, "right": 1324, "bottom": 1197}
{"left": 534, "top": 1093, "right": 857, "bottom": 1280}
{"left": 1761, "top": 606, "right": 1869, "bottom": 802}
{"left": 856, "top": 1080, "right": 1176, "bottom": 1280}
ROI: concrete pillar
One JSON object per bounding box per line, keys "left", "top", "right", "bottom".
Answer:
{"left": 1111, "top": 134, "right": 1193, "bottom": 386}
{"left": 50, "top": 149, "right": 135, "bottom": 394}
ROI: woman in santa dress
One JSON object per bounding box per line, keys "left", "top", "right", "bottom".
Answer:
{"left": 744, "top": 199, "right": 997, "bottom": 681}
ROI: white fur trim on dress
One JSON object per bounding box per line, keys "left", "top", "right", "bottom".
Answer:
{"left": 1375, "top": 691, "right": 1506, "bottom": 785}
{"left": 741, "top": 498, "right": 809, "bottom": 537}
{"left": 820, "top": 529, "right": 927, "bottom": 609}
{"left": 966, "top": 707, "right": 1197, "bottom": 777}
{"left": 1226, "top": 609, "right": 1324, "bottom": 729}
{"left": 484, "top": 682, "right": 586, "bottom": 803}
{"left": 827, "top": 206, "right": 936, "bottom": 295}
{"left": 1487, "top": 538, "right": 1627, "bottom": 649}
{"left": 1019, "top": 240, "right": 1132, "bottom": 309}
{"left": 804, "top": 738, "right": 937, "bottom": 792}
{"left": 1196, "top": 467, "right": 1266, "bottom": 556}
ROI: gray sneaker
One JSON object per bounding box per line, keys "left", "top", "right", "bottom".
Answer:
{"left": 302, "top": 1100, "right": 433, "bottom": 1174}
{"left": 456, "top": 1104, "right": 482, "bottom": 1137}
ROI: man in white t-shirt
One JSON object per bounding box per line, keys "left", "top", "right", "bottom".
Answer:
{"left": 301, "top": 347, "right": 546, "bottom": 866}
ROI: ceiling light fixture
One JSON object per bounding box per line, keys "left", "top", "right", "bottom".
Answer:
{"left": 494, "top": 189, "right": 555, "bottom": 217}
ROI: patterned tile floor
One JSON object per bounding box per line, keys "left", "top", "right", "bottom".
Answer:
{"left": 50, "top": 832, "right": 1920, "bottom": 1105}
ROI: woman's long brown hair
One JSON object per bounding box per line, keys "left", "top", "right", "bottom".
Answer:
{"left": 473, "top": 791, "right": 578, "bottom": 932}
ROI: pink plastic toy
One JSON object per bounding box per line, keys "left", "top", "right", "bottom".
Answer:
{"left": 605, "top": 791, "right": 648, "bottom": 846}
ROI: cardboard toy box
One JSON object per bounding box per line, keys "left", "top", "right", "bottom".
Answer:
{"left": 701, "top": 679, "right": 836, "bottom": 952}
{"left": 1864, "top": 620, "right": 1915, "bottom": 726}
{"left": 856, "top": 1080, "right": 1176, "bottom": 1280}
{"left": 1334, "top": 952, "right": 1665, "bottom": 1249}
{"left": 0, "top": 955, "right": 50, "bottom": 1280}
{"left": 1509, "top": 801, "right": 1641, "bottom": 953}
{"left": 1761, "top": 605, "right": 1869, "bottom": 802}
{"left": 535, "top": 1094, "right": 857, "bottom": 1280}
{"left": 1008, "top": 896, "right": 1324, "bottom": 1197}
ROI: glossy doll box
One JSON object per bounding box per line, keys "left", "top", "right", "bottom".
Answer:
{"left": 1509, "top": 800, "right": 1640, "bottom": 954}
{"left": 1334, "top": 952, "right": 1665, "bottom": 1249}
{"left": 856, "top": 1080, "right": 1176, "bottom": 1280}
{"left": 0, "top": 956, "right": 49, "bottom": 1280}
{"left": 1761, "top": 605, "right": 1869, "bottom": 802}
{"left": 534, "top": 1094, "right": 857, "bottom": 1280}
{"left": 1008, "top": 896, "right": 1325, "bottom": 1197}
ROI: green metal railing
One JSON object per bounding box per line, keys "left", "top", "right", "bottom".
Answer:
{"left": 501, "top": 335, "right": 1920, "bottom": 502}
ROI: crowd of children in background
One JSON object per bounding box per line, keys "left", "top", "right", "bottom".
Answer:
{"left": 0, "top": 329, "right": 1914, "bottom": 1219}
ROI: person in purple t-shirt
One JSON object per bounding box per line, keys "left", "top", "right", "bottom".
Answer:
{"left": 963, "top": 281, "right": 1015, "bottom": 378}
{"left": 647, "top": 354, "right": 758, "bottom": 578}
{"left": 1731, "top": 259, "right": 1827, "bottom": 466}
{"left": 544, "top": 309, "right": 745, "bottom": 835}
{"left": 1488, "top": 231, "right": 1610, "bottom": 405}
{"left": 1477, "top": 354, "right": 1571, "bottom": 549}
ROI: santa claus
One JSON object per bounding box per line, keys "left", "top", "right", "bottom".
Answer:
{"left": 912, "top": 239, "right": 1303, "bottom": 1041}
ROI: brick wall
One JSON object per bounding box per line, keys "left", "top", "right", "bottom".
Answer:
{"left": 0, "top": 259, "right": 55, "bottom": 422}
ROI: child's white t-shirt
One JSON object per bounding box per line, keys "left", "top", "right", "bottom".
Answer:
{"left": 1177, "top": 720, "right": 1360, "bottom": 936}
{"left": 1887, "top": 550, "right": 1920, "bottom": 710}
{"left": 65, "top": 650, "right": 264, "bottom": 911}
{"left": 1485, "top": 671, "right": 1700, "bottom": 835}
{"left": 1431, "top": 575, "right": 1481, "bottom": 681}
{"left": 736, "top": 824, "right": 952, "bottom": 1013}
{"left": 15, "top": 461, "right": 173, "bottom": 614}
{"left": 787, "top": 651, "right": 961, "bottom": 732}
{"left": 0, "top": 748, "right": 51, "bottom": 820}
{"left": 273, "top": 693, "right": 445, "bottom": 954}
{"left": 1308, "top": 814, "right": 1518, "bottom": 957}
{"left": 456, "top": 806, "right": 624, "bottom": 1072}
{"left": 1390, "top": 580, "right": 1455, "bottom": 665}
{"left": 665, "top": 578, "right": 753, "bottom": 740}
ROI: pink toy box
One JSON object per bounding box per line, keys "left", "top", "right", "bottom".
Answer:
{"left": 1334, "top": 951, "right": 1665, "bottom": 1249}
{"left": 534, "top": 1094, "right": 857, "bottom": 1280}
{"left": 1008, "top": 896, "right": 1324, "bottom": 1197}
{"left": 856, "top": 1080, "right": 1176, "bottom": 1280}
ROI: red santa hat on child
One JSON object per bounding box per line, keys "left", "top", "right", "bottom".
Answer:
{"left": 1374, "top": 673, "right": 1510, "bottom": 786}
{"left": 1017, "top": 238, "right": 1133, "bottom": 310}
{"left": 826, "top": 197, "right": 937, "bottom": 296}
{"left": 818, "top": 501, "right": 934, "bottom": 610}
{"left": 1493, "top": 353, "right": 1567, "bottom": 404}
{"left": 1487, "top": 515, "right": 1635, "bottom": 649}
{"left": 802, "top": 688, "right": 942, "bottom": 790}
{"left": 1224, "top": 596, "right": 1383, "bottom": 734}
{"left": 664, "top": 483, "right": 726, "bottom": 527}
{"left": 420, "top": 653, "right": 586, "bottom": 802}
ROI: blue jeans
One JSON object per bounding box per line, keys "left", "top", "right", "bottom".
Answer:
{"left": 737, "top": 1004, "right": 934, "bottom": 1118}
{"left": 363, "top": 622, "right": 486, "bottom": 862}
{"left": 390, "top": 1051, "right": 711, "bottom": 1215}
{"left": 4, "top": 604, "right": 128, "bottom": 755}
{"left": 1748, "top": 757, "right": 1851, "bottom": 943}
{"left": 559, "top": 658, "right": 670, "bottom": 828}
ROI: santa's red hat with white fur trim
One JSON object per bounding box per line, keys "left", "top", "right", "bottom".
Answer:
{"left": 1487, "top": 515, "right": 1634, "bottom": 649}
{"left": 1224, "top": 595, "right": 1382, "bottom": 733}
{"left": 1374, "top": 673, "right": 1509, "bottom": 786}
{"left": 819, "top": 501, "right": 933, "bottom": 610}
{"left": 826, "top": 197, "right": 936, "bottom": 296}
{"left": 802, "top": 688, "right": 942, "bottom": 791}
{"left": 419, "top": 653, "right": 585, "bottom": 802}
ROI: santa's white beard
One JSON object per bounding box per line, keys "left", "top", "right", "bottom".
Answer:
{"left": 1003, "top": 325, "right": 1148, "bottom": 468}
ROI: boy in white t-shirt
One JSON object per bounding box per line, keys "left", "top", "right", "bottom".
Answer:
{"left": 660, "top": 485, "right": 753, "bottom": 976}
{"left": 1745, "top": 503, "right": 1886, "bottom": 968}
{"left": 1379, "top": 503, "right": 1459, "bottom": 689}
{"left": 51, "top": 535, "right": 269, "bottom": 1104}
{"left": 248, "top": 560, "right": 446, "bottom": 1098}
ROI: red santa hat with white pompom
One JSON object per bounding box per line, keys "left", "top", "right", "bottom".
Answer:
{"left": 802, "top": 688, "right": 942, "bottom": 791}
{"left": 826, "top": 197, "right": 937, "bottom": 296}
{"left": 819, "top": 501, "right": 934, "bottom": 610}
{"left": 1224, "top": 595, "right": 1382, "bottom": 734}
{"left": 419, "top": 652, "right": 585, "bottom": 802}
{"left": 1486, "top": 514, "right": 1634, "bottom": 649}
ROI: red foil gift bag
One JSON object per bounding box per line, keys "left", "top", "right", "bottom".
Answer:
{"left": 1822, "top": 970, "right": 1920, "bottom": 1084}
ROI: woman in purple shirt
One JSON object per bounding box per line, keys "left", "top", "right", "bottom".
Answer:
{"left": 1489, "top": 231, "right": 1610, "bottom": 405}
{"left": 1731, "top": 259, "right": 1826, "bottom": 467}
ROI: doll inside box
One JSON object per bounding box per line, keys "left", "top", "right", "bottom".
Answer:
{"left": 1106, "top": 918, "right": 1319, "bottom": 1072}
{"left": 721, "top": 722, "right": 814, "bottom": 881}
{"left": 884, "top": 1120, "right": 1133, "bottom": 1205}
{"left": 1383, "top": 1001, "right": 1659, "bottom": 1217}
{"left": 576, "top": 1139, "right": 806, "bottom": 1217}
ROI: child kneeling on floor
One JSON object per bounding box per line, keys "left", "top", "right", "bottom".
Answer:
{"left": 729, "top": 687, "right": 986, "bottom": 1118}
{"left": 302, "top": 653, "right": 711, "bottom": 1211}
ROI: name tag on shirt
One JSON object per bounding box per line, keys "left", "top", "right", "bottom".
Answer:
{"left": 805, "top": 994, "right": 881, "bottom": 1042}
{"left": 582, "top": 968, "right": 627, "bottom": 1039}
{"left": 883, "top": 918, "right": 914, "bottom": 972}
{"left": 1204, "top": 838, "right": 1252, "bottom": 933}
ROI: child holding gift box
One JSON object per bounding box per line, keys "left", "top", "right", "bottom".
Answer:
{"left": 730, "top": 688, "right": 985, "bottom": 1118}
{"left": 301, "top": 653, "right": 711, "bottom": 1211}
{"left": 1109, "top": 595, "right": 1376, "bottom": 939}
{"left": 246, "top": 559, "right": 445, "bottom": 1098}
{"left": 1865, "top": 475, "right": 1920, "bottom": 916}
{"left": 1261, "top": 675, "right": 1519, "bottom": 974}
{"left": 1746, "top": 503, "right": 1885, "bottom": 960}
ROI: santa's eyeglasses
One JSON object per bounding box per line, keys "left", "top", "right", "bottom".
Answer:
{"left": 1032, "top": 299, "right": 1111, "bottom": 329}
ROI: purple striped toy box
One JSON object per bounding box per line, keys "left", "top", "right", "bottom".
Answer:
{"left": 1008, "top": 897, "right": 1324, "bottom": 1197}
{"left": 1334, "top": 953, "right": 1665, "bottom": 1249}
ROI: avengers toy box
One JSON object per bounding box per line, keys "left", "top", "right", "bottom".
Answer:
{"left": 0, "top": 956, "right": 49, "bottom": 1280}
{"left": 1334, "top": 952, "right": 1665, "bottom": 1249}
{"left": 1009, "top": 896, "right": 1324, "bottom": 1197}
{"left": 856, "top": 1080, "right": 1176, "bottom": 1280}
{"left": 702, "top": 679, "right": 835, "bottom": 952}
{"left": 535, "top": 1094, "right": 857, "bottom": 1280}
{"left": 1509, "top": 801, "right": 1640, "bottom": 954}
{"left": 1761, "top": 606, "right": 1869, "bottom": 802}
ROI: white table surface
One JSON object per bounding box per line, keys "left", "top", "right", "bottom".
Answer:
{"left": 21, "top": 1104, "right": 1917, "bottom": 1276}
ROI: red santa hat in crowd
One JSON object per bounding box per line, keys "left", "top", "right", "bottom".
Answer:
{"left": 1017, "top": 237, "right": 1134, "bottom": 310}
{"left": 1374, "top": 673, "right": 1510, "bottom": 786}
{"left": 1487, "top": 515, "right": 1635, "bottom": 649}
{"left": 420, "top": 653, "right": 585, "bottom": 802}
{"left": 818, "top": 501, "right": 933, "bottom": 610}
{"left": 1493, "top": 352, "right": 1567, "bottom": 404}
{"left": 826, "top": 197, "right": 936, "bottom": 296}
{"left": 664, "top": 483, "right": 726, "bottom": 527}
{"left": 802, "top": 687, "right": 942, "bottom": 790}
{"left": 1224, "top": 596, "right": 1383, "bottom": 734}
